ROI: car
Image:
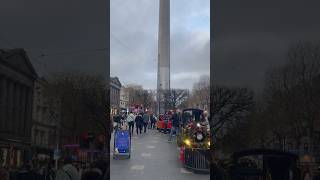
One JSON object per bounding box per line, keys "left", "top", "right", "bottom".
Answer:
{"left": 177, "top": 108, "right": 210, "bottom": 174}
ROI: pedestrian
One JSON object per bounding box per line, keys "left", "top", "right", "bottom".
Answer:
{"left": 201, "top": 111, "right": 210, "bottom": 129}
{"left": 16, "top": 163, "right": 35, "bottom": 180}
{"left": 46, "top": 161, "right": 56, "bottom": 180}
{"left": 304, "top": 171, "right": 312, "bottom": 180}
{"left": 135, "top": 113, "right": 143, "bottom": 135}
{"left": 81, "top": 160, "right": 108, "bottom": 180}
{"left": 120, "top": 113, "right": 126, "bottom": 127}
{"left": 168, "top": 109, "right": 180, "bottom": 142}
{"left": 150, "top": 114, "right": 157, "bottom": 129}
{"left": 126, "top": 111, "right": 135, "bottom": 135}
{"left": 113, "top": 114, "right": 121, "bottom": 130}
{"left": 0, "top": 162, "right": 9, "bottom": 180}
{"left": 36, "top": 161, "right": 46, "bottom": 180}
{"left": 55, "top": 156, "right": 80, "bottom": 180}
{"left": 142, "top": 113, "right": 149, "bottom": 133}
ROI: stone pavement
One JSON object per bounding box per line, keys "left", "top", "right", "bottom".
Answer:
{"left": 110, "top": 128, "right": 210, "bottom": 180}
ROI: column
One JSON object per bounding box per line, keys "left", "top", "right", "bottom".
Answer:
{"left": 12, "top": 82, "right": 17, "bottom": 133}
{"left": 7, "top": 79, "right": 14, "bottom": 133}
{"left": 23, "top": 87, "right": 29, "bottom": 136}
{"left": 0, "top": 75, "right": 7, "bottom": 131}
{"left": 20, "top": 86, "right": 26, "bottom": 135}
{"left": 15, "top": 83, "right": 21, "bottom": 134}
{"left": 25, "top": 87, "right": 33, "bottom": 140}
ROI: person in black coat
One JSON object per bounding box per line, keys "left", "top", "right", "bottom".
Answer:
{"left": 135, "top": 113, "right": 143, "bottom": 135}
{"left": 168, "top": 110, "right": 180, "bottom": 142}
{"left": 81, "top": 160, "right": 108, "bottom": 180}
{"left": 16, "top": 163, "right": 36, "bottom": 180}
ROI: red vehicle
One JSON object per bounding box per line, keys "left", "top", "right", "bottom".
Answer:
{"left": 156, "top": 114, "right": 172, "bottom": 133}
{"left": 156, "top": 114, "right": 165, "bottom": 132}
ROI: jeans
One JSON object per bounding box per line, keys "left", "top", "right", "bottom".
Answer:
{"left": 136, "top": 124, "right": 142, "bottom": 134}
{"left": 128, "top": 121, "right": 134, "bottom": 134}
{"left": 150, "top": 121, "right": 156, "bottom": 129}
{"left": 143, "top": 123, "right": 148, "bottom": 133}
{"left": 168, "top": 126, "right": 179, "bottom": 141}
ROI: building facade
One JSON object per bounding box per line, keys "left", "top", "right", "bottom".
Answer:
{"left": 110, "top": 77, "right": 121, "bottom": 115}
{"left": 120, "top": 86, "right": 129, "bottom": 113}
{"left": 0, "top": 49, "right": 37, "bottom": 168}
{"left": 31, "top": 77, "right": 60, "bottom": 160}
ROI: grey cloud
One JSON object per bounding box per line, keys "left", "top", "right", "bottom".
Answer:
{"left": 0, "top": 0, "right": 107, "bottom": 77}
{"left": 111, "top": 0, "right": 210, "bottom": 90}
{"left": 213, "top": 0, "right": 320, "bottom": 92}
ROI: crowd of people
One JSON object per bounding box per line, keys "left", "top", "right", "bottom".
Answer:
{"left": 112, "top": 111, "right": 157, "bottom": 135}
{"left": 0, "top": 156, "right": 109, "bottom": 180}
{"left": 112, "top": 108, "right": 209, "bottom": 143}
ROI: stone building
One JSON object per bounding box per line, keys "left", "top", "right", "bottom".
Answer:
{"left": 120, "top": 86, "right": 129, "bottom": 113}
{"left": 0, "top": 49, "right": 37, "bottom": 168}
{"left": 31, "top": 77, "right": 60, "bottom": 160}
{"left": 110, "top": 77, "right": 121, "bottom": 115}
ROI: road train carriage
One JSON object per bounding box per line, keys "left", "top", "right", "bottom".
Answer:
{"left": 156, "top": 113, "right": 172, "bottom": 133}
{"left": 177, "top": 108, "right": 210, "bottom": 174}
{"left": 156, "top": 114, "right": 165, "bottom": 132}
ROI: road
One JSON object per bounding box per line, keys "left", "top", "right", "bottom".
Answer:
{"left": 110, "top": 128, "right": 210, "bottom": 180}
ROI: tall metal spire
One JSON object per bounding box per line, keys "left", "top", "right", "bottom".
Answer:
{"left": 157, "top": 0, "right": 170, "bottom": 115}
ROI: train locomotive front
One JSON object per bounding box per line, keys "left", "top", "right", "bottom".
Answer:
{"left": 177, "top": 108, "right": 210, "bottom": 174}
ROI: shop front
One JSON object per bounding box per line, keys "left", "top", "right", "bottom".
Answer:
{"left": 0, "top": 139, "right": 31, "bottom": 169}
{"left": 110, "top": 106, "right": 118, "bottom": 116}
{"left": 31, "top": 146, "right": 53, "bottom": 162}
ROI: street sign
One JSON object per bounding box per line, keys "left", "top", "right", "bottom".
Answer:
{"left": 114, "top": 130, "right": 130, "bottom": 154}
{"left": 53, "top": 149, "right": 60, "bottom": 160}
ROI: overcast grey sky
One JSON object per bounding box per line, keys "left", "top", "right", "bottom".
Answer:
{"left": 213, "top": 0, "right": 320, "bottom": 92}
{"left": 110, "top": 0, "right": 210, "bottom": 90}
{"left": 2, "top": 0, "right": 317, "bottom": 92}
{"left": 0, "top": 0, "right": 107, "bottom": 77}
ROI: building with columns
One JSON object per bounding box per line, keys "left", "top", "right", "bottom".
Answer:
{"left": 31, "top": 77, "right": 60, "bottom": 160}
{"left": 0, "top": 49, "right": 37, "bottom": 168}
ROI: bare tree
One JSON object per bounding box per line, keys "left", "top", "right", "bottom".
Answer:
{"left": 189, "top": 75, "right": 210, "bottom": 110}
{"left": 163, "top": 89, "right": 190, "bottom": 110}
{"left": 44, "top": 73, "right": 108, "bottom": 146}
{"left": 206, "top": 85, "right": 254, "bottom": 154}
{"left": 211, "top": 86, "right": 254, "bottom": 142}
{"left": 125, "top": 84, "right": 143, "bottom": 106}
{"left": 263, "top": 41, "right": 320, "bottom": 151}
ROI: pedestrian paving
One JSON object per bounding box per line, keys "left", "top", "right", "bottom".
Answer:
{"left": 110, "top": 129, "right": 210, "bottom": 180}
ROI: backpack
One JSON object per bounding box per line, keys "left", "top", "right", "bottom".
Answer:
{"left": 143, "top": 115, "right": 149, "bottom": 123}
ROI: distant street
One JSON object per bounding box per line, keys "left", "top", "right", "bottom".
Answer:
{"left": 110, "top": 129, "right": 210, "bottom": 180}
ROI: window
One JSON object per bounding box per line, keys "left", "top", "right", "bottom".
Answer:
{"left": 304, "top": 143, "right": 309, "bottom": 153}
{"left": 34, "top": 129, "right": 39, "bottom": 144}
{"left": 287, "top": 143, "right": 293, "bottom": 151}
{"left": 40, "top": 131, "right": 44, "bottom": 146}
